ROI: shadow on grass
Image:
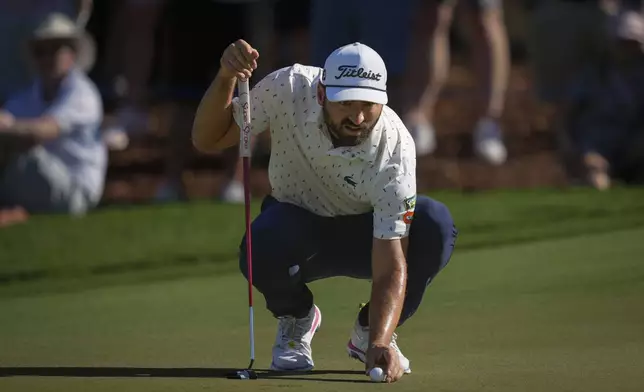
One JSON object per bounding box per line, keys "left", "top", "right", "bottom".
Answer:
{"left": 0, "top": 367, "right": 370, "bottom": 383}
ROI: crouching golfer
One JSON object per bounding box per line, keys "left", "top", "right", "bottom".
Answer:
{"left": 192, "top": 39, "right": 458, "bottom": 383}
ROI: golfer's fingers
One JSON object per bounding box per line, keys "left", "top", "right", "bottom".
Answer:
{"left": 231, "top": 40, "right": 258, "bottom": 71}
{"left": 386, "top": 365, "right": 404, "bottom": 383}
{"left": 224, "top": 53, "right": 251, "bottom": 79}
{"left": 365, "top": 347, "right": 382, "bottom": 374}
{"left": 237, "top": 45, "right": 259, "bottom": 70}
{"left": 231, "top": 46, "right": 255, "bottom": 72}
{"left": 365, "top": 355, "right": 375, "bottom": 372}
{"left": 384, "top": 350, "right": 403, "bottom": 383}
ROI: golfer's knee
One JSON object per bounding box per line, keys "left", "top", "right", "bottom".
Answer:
{"left": 408, "top": 196, "right": 454, "bottom": 267}
{"left": 238, "top": 225, "right": 285, "bottom": 283}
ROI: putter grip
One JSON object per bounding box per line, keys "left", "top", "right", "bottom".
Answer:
{"left": 238, "top": 78, "right": 252, "bottom": 157}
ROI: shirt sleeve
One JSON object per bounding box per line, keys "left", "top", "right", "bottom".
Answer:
{"left": 231, "top": 67, "right": 289, "bottom": 136}
{"left": 369, "top": 139, "right": 417, "bottom": 240}
{"left": 45, "top": 79, "right": 101, "bottom": 134}
{"left": 3, "top": 90, "right": 32, "bottom": 115}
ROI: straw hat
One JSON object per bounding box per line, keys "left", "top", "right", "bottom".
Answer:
{"left": 29, "top": 12, "right": 96, "bottom": 72}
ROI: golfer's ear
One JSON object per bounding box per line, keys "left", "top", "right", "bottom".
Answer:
{"left": 317, "top": 83, "right": 325, "bottom": 105}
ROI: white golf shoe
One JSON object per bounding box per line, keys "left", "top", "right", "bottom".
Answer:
{"left": 346, "top": 319, "right": 412, "bottom": 374}
{"left": 270, "top": 304, "right": 322, "bottom": 371}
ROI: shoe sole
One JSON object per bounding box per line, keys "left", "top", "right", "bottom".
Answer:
{"left": 269, "top": 362, "right": 315, "bottom": 372}
{"left": 347, "top": 341, "right": 412, "bottom": 374}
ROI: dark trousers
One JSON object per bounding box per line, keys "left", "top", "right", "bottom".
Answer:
{"left": 239, "top": 195, "right": 458, "bottom": 325}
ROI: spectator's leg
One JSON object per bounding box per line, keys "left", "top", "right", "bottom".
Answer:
{"left": 310, "top": 0, "right": 355, "bottom": 68}
{"left": 528, "top": 2, "right": 612, "bottom": 181}
{"left": 0, "top": 147, "right": 94, "bottom": 215}
{"left": 0, "top": 138, "right": 29, "bottom": 226}
{"left": 102, "top": 0, "right": 166, "bottom": 125}
{"left": 584, "top": 151, "right": 611, "bottom": 190}
{"left": 459, "top": 0, "right": 509, "bottom": 165}
{"left": 0, "top": 135, "right": 31, "bottom": 174}
{"left": 154, "top": 0, "right": 244, "bottom": 202}
{"left": 272, "top": 0, "right": 311, "bottom": 68}
{"left": 219, "top": 0, "right": 274, "bottom": 203}
{"left": 583, "top": 121, "right": 643, "bottom": 190}
{"left": 403, "top": 0, "right": 457, "bottom": 156}
{"left": 356, "top": 0, "right": 416, "bottom": 114}
{"left": 156, "top": 102, "right": 194, "bottom": 202}
{"left": 623, "top": 130, "right": 644, "bottom": 184}
{"left": 219, "top": 138, "right": 262, "bottom": 203}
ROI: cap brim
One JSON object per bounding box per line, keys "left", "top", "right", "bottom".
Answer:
{"left": 326, "top": 86, "right": 387, "bottom": 105}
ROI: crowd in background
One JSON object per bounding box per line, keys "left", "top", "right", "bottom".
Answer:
{"left": 1, "top": 0, "right": 644, "bottom": 227}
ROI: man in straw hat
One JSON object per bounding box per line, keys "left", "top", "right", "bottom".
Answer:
{"left": 0, "top": 0, "right": 95, "bottom": 105}
{"left": 0, "top": 13, "right": 105, "bottom": 225}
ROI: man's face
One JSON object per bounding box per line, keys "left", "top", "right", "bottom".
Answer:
{"left": 31, "top": 39, "right": 76, "bottom": 79}
{"left": 318, "top": 84, "right": 383, "bottom": 147}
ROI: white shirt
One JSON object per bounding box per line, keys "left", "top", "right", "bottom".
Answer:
{"left": 232, "top": 64, "right": 417, "bottom": 240}
{"left": 4, "top": 68, "right": 106, "bottom": 202}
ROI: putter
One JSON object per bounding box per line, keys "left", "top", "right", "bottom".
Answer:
{"left": 226, "top": 77, "right": 257, "bottom": 381}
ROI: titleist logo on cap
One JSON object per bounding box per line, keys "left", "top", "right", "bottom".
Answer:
{"left": 335, "top": 65, "right": 382, "bottom": 81}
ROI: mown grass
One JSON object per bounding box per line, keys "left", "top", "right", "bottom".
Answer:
{"left": 1, "top": 187, "right": 643, "bottom": 297}
{"left": 1, "top": 226, "right": 643, "bottom": 391}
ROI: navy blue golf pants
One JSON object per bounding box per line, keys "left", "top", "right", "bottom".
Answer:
{"left": 239, "top": 195, "right": 458, "bottom": 325}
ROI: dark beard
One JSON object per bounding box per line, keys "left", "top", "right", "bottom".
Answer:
{"left": 322, "top": 105, "right": 372, "bottom": 148}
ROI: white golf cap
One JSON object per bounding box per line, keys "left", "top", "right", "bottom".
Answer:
{"left": 321, "top": 42, "right": 388, "bottom": 105}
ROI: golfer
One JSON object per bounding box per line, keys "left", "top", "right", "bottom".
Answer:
{"left": 192, "top": 39, "right": 458, "bottom": 383}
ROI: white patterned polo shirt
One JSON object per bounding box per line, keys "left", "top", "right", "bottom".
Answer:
{"left": 231, "top": 64, "right": 417, "bottom": 239}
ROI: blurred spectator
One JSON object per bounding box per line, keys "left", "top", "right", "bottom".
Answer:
{"left": 0, "top": 0, "right": 94, "bottom": 105}
{"left": 0, "top": 13, "right": 105, "bottom": 224}
{"left": 528, "top": 0, "right": 614, "bottom": 107}
{"left": 99, "top": 0, "right": 166, "bottom": 135}
{"left": 562, "top": 10, "right": 644, "bottom": 190}
{"left": 310, "top": 0, "right": 415, "bottom": 114}
{"left": 272, "top": 0, "right": 311, "bottom": 67}
{"left": 403, "top": 0, "right": 510, "bottom": 164}
{"left": 527, "top": 0, "right": 626, "bottom": 182}
{"left": 616, "top": 0, "right": 644, "bottom": 12}
{"left": 153, "top": 0, "right": 271, "bottom": 203}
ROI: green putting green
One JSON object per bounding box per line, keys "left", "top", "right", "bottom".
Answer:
{"left": 1, "top": 217, "right": 643, "bottom": 390}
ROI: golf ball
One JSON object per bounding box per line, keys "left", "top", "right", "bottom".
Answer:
{"left": 369, "top": 367, "right": 386, "bottom": 382}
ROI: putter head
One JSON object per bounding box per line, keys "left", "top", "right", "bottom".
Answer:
{"left": 226, "top": 369, "right": 258, "bottom": 380}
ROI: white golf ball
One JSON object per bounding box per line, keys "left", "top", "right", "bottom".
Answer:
{"left": 369, "top": 367, "right": 386, "bottom": 382}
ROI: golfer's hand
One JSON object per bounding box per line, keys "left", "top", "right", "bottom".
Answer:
{"left": 366, "top": 343, "right": 405, "bottom": 383}
{"left": 220, "top": 39, "right": 259, "bottom": 80}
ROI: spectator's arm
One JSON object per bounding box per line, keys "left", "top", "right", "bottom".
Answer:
{"left": 0, "top": 112, "right": 61, "bottom": 142}
{"left": 0, "top": 81, "right": 101, "bottom": 142}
